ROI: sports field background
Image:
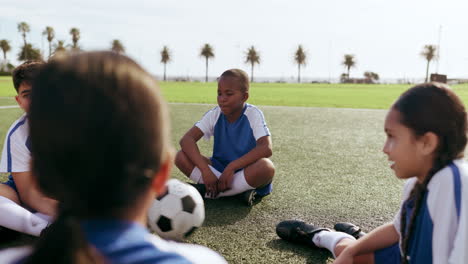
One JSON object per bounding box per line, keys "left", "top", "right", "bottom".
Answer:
{"left": 0, "top": 79, "right": 465, "bottom": 263}
{"left": 2, "top": 76, "right": 468, "bottom": 108}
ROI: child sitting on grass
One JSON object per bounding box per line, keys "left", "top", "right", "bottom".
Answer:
{"left": 276, "top": 83, "right": 468, "bottom": 264}
{"left": 0, "top": 61, "right": 56, "bottom": 239}
{"left": 175, "top": 69, "right": 275, "bottom": 206}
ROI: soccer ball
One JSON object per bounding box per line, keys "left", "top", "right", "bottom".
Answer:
{"left": 147, "top": 179, "right": 205, "bottom": 241}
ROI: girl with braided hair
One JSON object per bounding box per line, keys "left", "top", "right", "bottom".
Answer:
{"left": 276, "top": 82, "right": 468, "bottom": 264}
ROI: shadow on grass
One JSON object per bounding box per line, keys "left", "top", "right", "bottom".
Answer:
{"left": 0, "top": 233, "right": 35, "bottom": 250}
{"left": 203, "top": 197, "right": 252, "bottom": 227}
{"left": 266, "top": 239, "right": 331, "bottom": 264}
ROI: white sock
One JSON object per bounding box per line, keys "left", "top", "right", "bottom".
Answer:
{"left": 0, "top": 196, "right": 50, "bottom": 236}
{"left": 312, "top": 231, "right": 355, "bottom": 258}
{"left": 189, "top": 165, "right": 221, "bottom": 184}
{"left": 34, "top": 212, "right": 53, "bottom": 222}
{"left": 216, "top": 170, "right": 254, "bottom": 198}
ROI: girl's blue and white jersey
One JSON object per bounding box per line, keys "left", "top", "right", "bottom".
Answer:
{"left": 0, "top": 220, "right": 227, "bottom": 264}
{"left": 0, "top": 114, "right": 30, "bottom": 173}
{"left": 393, "top": 159, "right": 468, "bottom": 264}
{"left": 195, "top": 103, "right": 270, "bottom": 172}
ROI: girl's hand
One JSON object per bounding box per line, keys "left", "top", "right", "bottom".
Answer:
{"left": 218, "top": 168, "right": 235, "bottom": 192}
{"left": 202, "top": 170, "right": 219, "bottom": 198}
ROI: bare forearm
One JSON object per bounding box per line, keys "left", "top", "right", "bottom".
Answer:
{"left": 228, "top": 145, "right": 272, "bottom": 171}
{"left": 22, "top": 189, "right": 58, "bottom": 216}
{"left": 180, "top": 136, "right": 211, "bottom": 172}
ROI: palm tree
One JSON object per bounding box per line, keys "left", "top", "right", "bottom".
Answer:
{"left": 245, "top": 46, "right": 260, "bottom": 82}
{"left": 421, "top": 45, "right": 437, "bottom": 82}
{"left": 200, "top": 44, "right": 214, "bottom": 82}
{"left": 111, "top": 39, "right": 125, "bottom": 54}
{"left": 160, "top": 46, "right": 171, "bottom": 81}
{"left": 18, "top": 44, "right": 42, "bottom": 61}
{"left": 0, "top": 39, "right": 11, "bottom": 60}
{"left": 294, "top": 45, "right": 307, "bottom": 83}
{"left": 364, "top": 71, "right": 379, "bottom": 83}
{"left": 42, "top": 26, "right": 55, "bottom": 58}
{"left": 342, "top": 54, "right": 356, "bottom": 80}
{"left": 53, "top": 40, "right": 67, "bottom": 55}
{"left": 17, "top": 22, "right": 30, "bottom": 45}
{"left": 69, "top": 28, "right": 80, "bottom": 51}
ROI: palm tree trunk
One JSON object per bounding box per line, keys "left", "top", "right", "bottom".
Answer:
{"left": 48, "top": 41, "right": 52, "bottom": 58}
{"left": 205, "top": 57, "right": 208, "bottom": 82}
{"left": 164, "top": 63, "right": 167, "bottom": 81}
{"left": 2, "top": 51, "right": 5, "bottom": 60}
{"left": 23, "top": 33, "right": 27, "bottom": 46}
{"left": 298, "top": 64, "right": 301, "bottom": 83}
{"left": 251, "top": 62, "right": 254, "bottom": 83}
{"left": 425, "top": 60, "right": 430, "bottom": 82}
{"left": 347, "top": 67, "right": 350, "bottom": 80}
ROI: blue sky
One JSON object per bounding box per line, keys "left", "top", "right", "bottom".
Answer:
{"left": 1, "top": 0, "right": 467, "bottom": 82}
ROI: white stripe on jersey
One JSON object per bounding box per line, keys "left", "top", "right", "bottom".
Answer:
{"left": 393, "top": 159, "right": 467, "bottom": 263}
{"left": 145, "top": 234, "right": 227, "bottom": 264}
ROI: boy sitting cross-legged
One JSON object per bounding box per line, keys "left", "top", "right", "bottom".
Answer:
{"left": 0, "top": 61, "right": 56, "bottom": 240}
{"left": 175, "top": 69, "right": 275, "bottom": 206}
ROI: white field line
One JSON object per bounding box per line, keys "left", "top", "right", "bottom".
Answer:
{"left": 0, "top": 105, "right": 19, "bottom": 109}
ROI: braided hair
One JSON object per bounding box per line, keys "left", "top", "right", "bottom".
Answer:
{"left": 393, "top": 83, "right": 467, "bottom": 263}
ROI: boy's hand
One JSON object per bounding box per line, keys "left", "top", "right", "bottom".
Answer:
{"left": 202, "top": 170, "right": 219, "bottom": 198}
{"left": 218, "top": 168, "right": 235, "bottom": 192}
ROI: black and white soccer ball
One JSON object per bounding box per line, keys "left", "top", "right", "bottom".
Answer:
{"left": 147, "top": 179, "right": 205, "bottom": 241}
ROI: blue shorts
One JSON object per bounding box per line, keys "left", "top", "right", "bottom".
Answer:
{"left": 2, "top": 175, "right": 18, "bottom": 194}
{"left": 374, "top": 243, "right": 401, "bottom": 264}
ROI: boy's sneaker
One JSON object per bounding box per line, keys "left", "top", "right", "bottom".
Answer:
{"left": 334, "top": 222, "right": 366, "bottom": 239}
{"left": 276, "top": 220, "right": 329, "bottom": 247}
{"left": 188, "top": 183, "right": 206, "bottom": 197}
{"left": 239, "top": 189, "right": 256, "bottom": 206}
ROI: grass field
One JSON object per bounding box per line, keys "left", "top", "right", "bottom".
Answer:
{"left": 0, "top": 79, "right": 466, "bottom": 262}
{"left": 1, "top": 76, "right": 468, "bottom": 109}
{"left": 0, "top": 104, "right": 402, "bottom": 263}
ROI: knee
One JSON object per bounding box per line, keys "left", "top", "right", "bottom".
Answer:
{"left": 258, "top": 158, "right": 275, "bottom": 179}
{"left": 334, "top": 238, "right": 354, "bottom": 258}
{"left": 0, "top": 185, "right": 20, "bottom": 204}
{"left": 175, "top": 150, "right": 188, "bottom": 170}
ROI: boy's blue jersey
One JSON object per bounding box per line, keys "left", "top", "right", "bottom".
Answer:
{"left": 391, "top": 159, "right": 467, "bottom": 264}
{"left": 195, "top": 103, "right": 270, "bottom": 172}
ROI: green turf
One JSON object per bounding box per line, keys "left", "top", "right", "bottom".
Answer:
{"left": 0, "top": 98, "right": 16, "bottom": 106}
{"left": 0, "top": 104, "right": 401, "bottom": 263}
{"left": 168, "top": 104, "right": 402, "bottom": 263}
{"left": 159, "top": 81, "right": 468, "bottom": 109}
{"left": 1, "top": 77, "right": 467, "bottom": 109}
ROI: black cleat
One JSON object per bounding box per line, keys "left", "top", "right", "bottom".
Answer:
{"left": 276, "top": 220, "right": 329, "bottom": 247}
{"left": 240, "top": 189, "right": 256, "bottom": 206}
{"left": 188, "top": 183, "right": 206, "bottom": 197}
{"left": 334, "top": 222, "right": 366, "bottom": 239}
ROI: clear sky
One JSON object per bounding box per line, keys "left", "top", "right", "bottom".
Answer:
{"left": 1, "top": 0, "right": 467, "bottom": 82}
